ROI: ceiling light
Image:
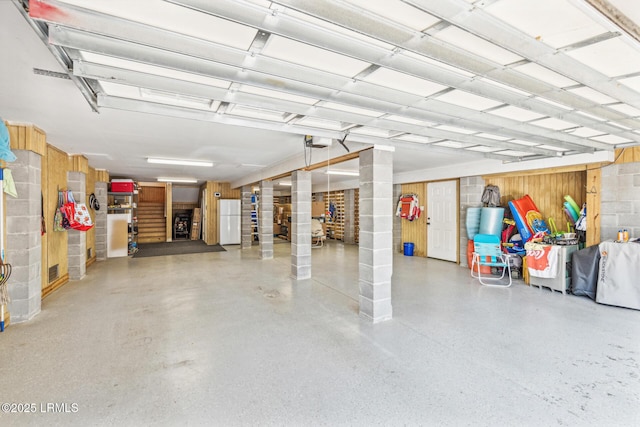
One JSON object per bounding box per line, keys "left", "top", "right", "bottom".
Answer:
{"left": 148, "top": 158, "right": 213, "bottom": 167}
{"left": 326, "top": 170, "right": 359, "bottom": 176}
{"left": 279, "top": 182, "right": 292, "bottom": 186}
{"left": 157, "top": 177, "right": 198, "bottom": 183}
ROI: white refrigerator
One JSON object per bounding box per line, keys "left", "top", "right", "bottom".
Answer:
{"left": 218, "top": 199, "right": 241, "bottom": 245}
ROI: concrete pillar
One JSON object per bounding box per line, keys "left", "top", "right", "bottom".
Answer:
{"left": 392, "top": 184, "right": 402, "bottom": 253}
{"left": 343, "top": 188, "right": 356, "bottom": 245}
{"left": 291, "top": 171, "right": 312, "bottom": 279}
{"left": 6, "top": 150, "right": 42, "bottom": 323}
{"left": 358, "top": 147, "right": 394, "bottom": 323}
{"left": 241, "top": 185, "right": 253, "bottom": 249}
{"left": 259, "top": 181, "right": 273, "bottom": 259}
{"left": 459, "top": 176, "right": 485, "bottom": 267}
{"left": 94, "top": 181, "right": 108, "bottom": 261}
{"left": 67, "top": 171, "right": 87, "bottom": 280}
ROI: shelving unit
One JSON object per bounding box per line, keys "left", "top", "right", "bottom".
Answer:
{"left": 251, "top": 193, "right": 259, "bottom": 242}
{"left": 107, "top": 191, "right": 137, "bottom": 256}
{"left": 324, "top": 191, "right": 345, "bottom": 240}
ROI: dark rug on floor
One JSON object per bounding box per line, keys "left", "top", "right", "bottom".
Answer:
{"left": 132, "top": 240, "right": 226, "bottom": 258}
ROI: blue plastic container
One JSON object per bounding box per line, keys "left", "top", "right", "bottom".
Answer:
{"left": 403, "top": 242, "right": 415, "bottom": 256}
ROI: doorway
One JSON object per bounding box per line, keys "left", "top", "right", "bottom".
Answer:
{"left": 427, "top": 180, "right": 458, "bottom": 262}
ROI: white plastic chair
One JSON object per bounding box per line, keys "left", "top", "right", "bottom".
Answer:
{"left": 471, "top": 234, "right": 512, "bottom": 287}
{"left": 311, "top": 218, "right": 326, "bottom": 248}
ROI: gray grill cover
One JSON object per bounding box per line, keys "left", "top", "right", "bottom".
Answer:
{"left": 570, "top": 245, "right": 600, "bottom": 300}
{"left": 596, "top": 241, "right": 640, "bottom": 310}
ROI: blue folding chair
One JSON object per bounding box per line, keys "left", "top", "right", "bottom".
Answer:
{"left": 471, "top": 234, "right": 512, "bottom": 287}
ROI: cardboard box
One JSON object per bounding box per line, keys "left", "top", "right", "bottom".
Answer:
{"left": 312, "top": 201, "right": 325, "bottom": 217}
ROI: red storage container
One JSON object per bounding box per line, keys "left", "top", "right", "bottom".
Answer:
{"left": 111, "top": 179, "right": 134, "bottom": 193}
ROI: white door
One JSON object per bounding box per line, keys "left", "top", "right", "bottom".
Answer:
{"left": 427, "top": 180, "right": 458, "bottom": 262}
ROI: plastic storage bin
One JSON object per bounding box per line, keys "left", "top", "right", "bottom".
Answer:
{"left": 111, "top": 179, "right": 134, "bottom": 193}
{"left": 403, "top": 242, "right": 414, "bottom": 256}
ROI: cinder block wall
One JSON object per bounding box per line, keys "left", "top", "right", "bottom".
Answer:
{"left": 601, "top": 162, "right": 640, "bottom": 241}
{"left": 459, "top": 176, "right": 485, "bottom": 267}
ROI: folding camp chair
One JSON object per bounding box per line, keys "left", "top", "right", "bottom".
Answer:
{"left": 471, "top": 234, "right": 512, "bottom": 287}
{"left": 311, "top": 218, "right": 326, "bottom": 248}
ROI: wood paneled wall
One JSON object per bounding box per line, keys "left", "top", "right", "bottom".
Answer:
{"left": 203, "top": 182, "right": 240, "bottom": 245}
{"left": 400, "top": 182, "right": 427, "bottom": 257}
{"left": 484, "top": 170, "right": 586, "bottom": 234}
{"left": 615, "top": 147, "right": 640, "bottom": 164}
{"left": 44, "top": 145, "right": 70, "bottom": 296}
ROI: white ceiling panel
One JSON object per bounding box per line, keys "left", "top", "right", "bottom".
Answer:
{"left": 434, "top": 89, "right": 503, "bottom": 111}
{"left": 514, "top": 63, "right": 578, "bottom": 88}
{"left": 403, "top": 52, "right": 476, "bottom": 77}
{"left": 345, "top": 0, "right": 440, "bottom": 31}
{"left": 485, "top": 0, "right": 608, "bottom": 49}
{"left": 537, "top": 145, "right": 568, "bottom": 152}
{"left": 435, "top": 125, "right": 476, "bottom": 135}
{"left": 321, "top": 102, "right": 383, "bottom": 117}
{"left": 568, "top": 87, "right": 618, "bottom": 105}
{"left": 466, "top": 146, "right": 500, "bottom": 153}
{"left": 262, "top": 35, "right": 371, "bottom": 77}
{"left": 361, "top": 67, "right": 448, "bottom": 96}
{"left": 567, "top": 127, "right": 604, "bottom": 138}
{"left": 567, "top": 37, "right": 640, "bottom": 77}
{"left": 531, "top": 117, "right": 577, "bottom": 130}
{"left": 620, "top": 75, "right": 640, "bottom": 92}
{"left": 488, "top": 105, "right": 546, "bottom": 122}
{"left": 434, "top": 26, "right": 523, "bottom": 65}
{"left": 80, "top": 52, "right": 232, "bottom": 88}
{"left": 609, "top": 104, "right": 640, "bottom": 117}
{"left": 239, "top": 85, "right": 318, "bottom": 105}
{"left": 283, "top": 8, "right": 395, "bottom": 49}
{"left": 60, "top": 0, "right": 258, "bottom": 49}
{"left": 475, "top": 133, "right": 510, "bottom": 141}
{"left": 384, "top": 115, "right": 434, "bottom": 126}
{"left": 510, "top": 140, "right": 539, "bottom": 147}
{"left": 226, "top": 104, "right": 291, "bottom": 122}
{"left": 393, "top": 134, "right": 431, "bottom": 144}
{"left": 294, "top": 116, "right": 350, "bottom": 130}
{"left": 477, "top": 78, "right": 530, "bottom": 96}
{"left": 435, "top": 141, "right": 466, "bottom": 149}
{"left": 590, "top": 134, "right": 633, "bottom": 145}
{"left": 496, "top": 150, "right": 536, "bottom": 157}
{"left": 349, "top": 126, "right": 392, "bottom": 137}
{"left": 533, "top": 97, "right": 574, "bottom": 111}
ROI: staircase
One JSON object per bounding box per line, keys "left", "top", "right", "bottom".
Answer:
{"left": 137, "top": 202, "right": 166, "bottom": 244}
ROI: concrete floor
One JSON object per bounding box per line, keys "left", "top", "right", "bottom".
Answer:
{"left": 1, "top": 242, "right": 639, "bottom": 426}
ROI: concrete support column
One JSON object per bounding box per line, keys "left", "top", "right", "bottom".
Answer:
{"left": 343, "top": 188, "right": 356, "bottom": 244}
{"left": 291, "top": 171, "right": 312, "bottom": 279}
{"left": 241, "top": 185, "right": 253, "bottom": 249}
{"left": 358, "top": 147, "right": 394, "bottom": 323}
{"left": 6, "top": 150, "right": 42, "bottom": 323}
{"left": 259, "top": 181, "right": 273, "bottom": 259}
{"left": 392, "top": 184, "right": 402, "bottom": 253}
{"left": 67, "top": 171, "right": 86, "bottom": 280}
{"left": 459, "top": 176, "right": 485, "bottom": 267}
{"left": 94, "top": 181, "right": 108, "bottom": 261}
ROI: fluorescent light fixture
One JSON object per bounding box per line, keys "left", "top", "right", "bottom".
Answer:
{"left": 326, "top": 170, "right": 359, "bottom": 176}
{"left": 157, "top": 177, "right": 198, "bottom": 183}
{"left": 279, "top": 182, "right": 292, "bottom": 186}
{"left": 148, "top": 158, "right": 213, "bottom": 167}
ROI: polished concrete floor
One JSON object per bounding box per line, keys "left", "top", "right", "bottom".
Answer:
{"left": 1, "top": 242, "right": 639, "bottom": 426}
